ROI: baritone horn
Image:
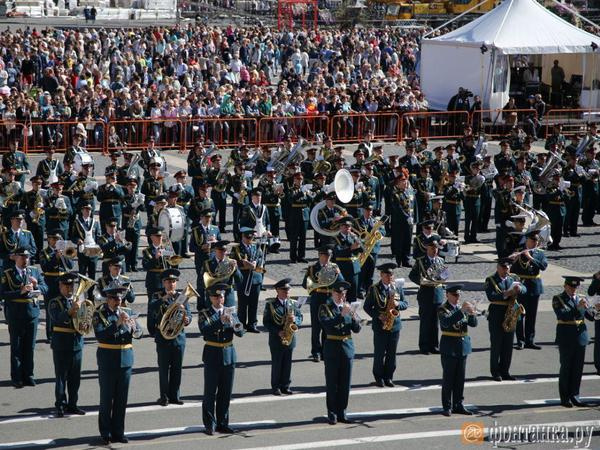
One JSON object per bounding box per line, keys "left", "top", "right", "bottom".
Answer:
{"left": 73, "top": 275, "right": 97, "bottom": 335}
{"left": 158, "top": 282, "right": 198, "bottom": 340}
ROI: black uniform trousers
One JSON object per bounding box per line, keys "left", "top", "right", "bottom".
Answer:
{"left": 157, "top": 344, "right": 184, "bottom": 401}
{"left": 516, "top": 294, "right": 539, "bottom": 345}
{"left": 27, "top": 222, "right": 44, "bottom": 262}
{"left": 125, "top": 229, "right": 140, "bottom": 271}
{"left": 594, "top": 321, "right": 600, "bottom": 373}
{"left": 203, "top": 364, "right": 234, "bottom": 430}
{"left": 98, "top": 366, "right": 131, "bottom": 440}
{"left": 267, "top": 208, "right": 280, "bottom": 237}
{"left": 564, "top": 195, "right": 580, "bottom": 236}
{"left": 359, "top": 254, "right": 377, "bottom": 297}
{"left": 211, "top": 193, "right": 227, "bottom": 232}
{"left": 441, "top": 355, "right": 467, "bottom": 410}
{"left": 418, "top": 299, "right": 439, "bottom": 352}
{"left": 232, "top": 204, "right": 242, "bottom": 241}
{"left": 488, "top": 306, "right": 514, "bottom": 377}
{"left": 289, "top": 220, "right": 307, "bottom": 260}
{"left": 9, "top": 318, "right": 38, "bottom": 383}
{"left": 558, "top": 342, "right": 586, "bottom": 403}
{"left": 53, "top": 349, "right": 82, "bottom": 409}
{"left": 309, "top": 296, "right": 327, "bottom": 357}
{"left": 270, "top": 346, "right": 293, "bottom": 390}
{"left": 372, "top": 330, "right": 399, "bottom": 381}
{"left": 463, "top": 196, "right": 480, "bottom": 242}
{"left": 238, "top": 284, "right": 260, "bottom": 328}
{"left": 77, "top": 253, "right": 98, "bottom": 283}
{"left": 324, "top": 351, "right": 353, "bottom": 417}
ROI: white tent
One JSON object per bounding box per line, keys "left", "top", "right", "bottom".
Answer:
{"left": 420, "top": 0, "right": 600, "bottom": 111}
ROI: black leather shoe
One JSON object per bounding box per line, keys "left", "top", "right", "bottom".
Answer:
{"left": 524, "top": 343, "right": 542, "bottom": 350}
{"left": 298, "top": 258, "right": 308, "bottom": 263}
{"left": 56, "top": 408, "right": 64, "bottom": 418}
{"left": 338, "top": 415, "right": 353, "bottom": 424}
{"left": 501, "top": 374, "right": 516, "bottom": 381}
{"left": 571, "top": 233, "right": 581, "bottom": 237}
{"left": 216, "top": 425, "right": 235, "bottom": 434}
{"left": 375, "top": 379, "right": 385, "bottom": 387}
{"left": 441, "top": 409, "right": 452, "bottom": 417}
{"left": 327, "top": 412, "right": 337, "bottom": 425}
{"left": 113, "top": 436, "right": 128, "bottom": 443}
{"left": 100, "top": 436, "right": 110, "bottom": 445}
{"left": 515, "top": 342, "right": 524, "bottom": 350}
{"left": 24, "top": 378, "right": 36, "bottom": 387}
{"left": 246, "top": 326, "right": 260, "bottom": 333}
{"left": 492, "top": 375, "right": 502, "bottom": 382}
{"left": 452, "top": 405, "right": 474, "bottom": 415}
{"left": 401, "top": 262, "right": 412, "bottom": 268}
{"left": 310, "top": 354, "right": 320, "bottom": 363}
{"left": 158, "top": 397, "right": 169, "bottom": 406}
{"left": 65, "top": 406, "right": 86, "bottom": 415}
{"left": 12, "top": 381, "right": 23, "bottom": 389}
{"left": 571, "top": 397, "right": 589, "bottom": 407}
{"left": 420, "top": 350, "right": 431, "bottom": 355}
{"left": 204, "top": 428, "right": 214, "bottom": 436}
{"left": 169, "top": 399, "right": 184, "bottom": 405}
{"left": 281, "top": 388, "right": 294, "bottom": 395}
{"left": 561, "top": 400, "right": 573, "bottom": 408}
{"left": 431, "top": 348, "right": 440, "bottom": 354}
{"left": 384, "top": 379, "right": 395, "bottom": 387}
{"left": 130, "top": 267, "right": 139, "bottom": 272}
{"left": 272, "top": 388, "right": 282, "bottom": 396}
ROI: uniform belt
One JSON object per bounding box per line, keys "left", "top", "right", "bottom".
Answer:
{"left": 291, "top": 203, "right": 307, "bottom": 207}
{"left": 326, "top": 334, "right": 352, "bottom": 341}
{"left": 205, "top": 340, "right": 233, "bottom": 348}
{"left": 10, "top": 298, "right": 35, "bottom": 303}
{"left": 264, "top": 203, "right": 279, "bottom": 207}
{"left": 441, "top": 331, "right": 468, "bottom": 337}
{"left": 44, "top": 271, "right": 67, "bottom": 277}
{"left": 489, "top": 301, "right": 510, "bottom": 306}
{"left": 445, "top": 199, "right": 460, "bottom": 204}
{"left": 336, "top": 257, "right": 357, "bottom": 262}
{"left": 98, "top": 343, "right": 133, "bottom": 350}
{"left": 102, "top": 199, "right": 121, "bottom": 203}
{"left": 53, "top": 326, "right": 76, "bottom": 333}
{"left": 557, "top": 320, "right": 584, "bottom": 325}
{"left": 512, "top": 273, "right": 541, "bottom": 279}
{"left": 315, "top": 288, "right": 333, "bottom": 294}
{"left": 149, "top": 269, "right": 165, "bottom": 273}
{"left": 549, "top": 201, "right": 564, "bottom": 205}
{"left": 255, "top": 267, "right": 266, "bottom": 274}
{"left": 345, "top": 204, "right": 361, "bottom": 208}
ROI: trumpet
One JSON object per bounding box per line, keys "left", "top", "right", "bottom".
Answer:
{"left": 223, "top": 306, "right": 244, "bottom": 332}
{"left": 117, "top": 307, "right": 143, "bottom": 339}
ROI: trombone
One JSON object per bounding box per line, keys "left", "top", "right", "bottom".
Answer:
{"left": 160, "top": 235, "right": 185, "bottom": 268}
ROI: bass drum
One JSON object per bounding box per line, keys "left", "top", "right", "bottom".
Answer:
{"left": 73, "top": 151, "right": 94, "bottom": 174}
{"left": 158, "top": 207, "right": 185, "bottom": 242}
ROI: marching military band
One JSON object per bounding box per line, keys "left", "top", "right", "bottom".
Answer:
{"left": 1, "top": 126, "right": 599, "bottom": 443}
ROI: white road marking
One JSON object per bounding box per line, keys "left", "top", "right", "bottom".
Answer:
{"left": 239, "top": 420, "right": 600, "bottom": 450}
{"left": 0, "top": 420, "right": 276, "bottom": 449}
{"left": 1, "top": 375, "right": 596, "bottom": 426}
{"left": 524, "top": 397, "right": 600, "bottom": 405}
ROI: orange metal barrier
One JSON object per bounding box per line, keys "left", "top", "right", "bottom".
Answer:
{"left": 0, "top": 123, "right": 27, "bottom": 153}
{"left": 331, "top": 113, "right": 400, "bottom": 143}
{"left": 471, "top": 109, "right": 537, "bottom": 138}
{"left": 258, "top": 115, "right": 329, "bottom": 146}
{"left": 184, "top": 117, "right": 259, "bottom": 148}
{"left": 544, "top": 108, "right": 600, "bottom": 137}
{"left": 110, "top": 118, "right": 185, "bottom": 153}
{"left": 401, "top": 111, "right": 469, "bottom": 141}
{"left": 25, "top": 120, "right": 106, "bottom": 154}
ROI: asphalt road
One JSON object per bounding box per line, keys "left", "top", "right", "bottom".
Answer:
{"left": 1, "top": 140, "right": 599, "bottom": 449}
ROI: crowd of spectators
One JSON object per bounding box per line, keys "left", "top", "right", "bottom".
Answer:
{"left": 0, "top": 24, "right": 428, "bottom": 146}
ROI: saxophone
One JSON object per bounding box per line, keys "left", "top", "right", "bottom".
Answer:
{"left": 381, "top": 287, "right": 400, "bottom": 331}
{"left": 31, "top": 190, "right": 46, "bottom": 224}
{"left": 281, "top": 307, "right": 298, "bottom": 346}
{"left": 357, "top": 216, "right": 388, "bottom": 267}
{"left": 502, "top": 285, "right": 525, "bottom": 332}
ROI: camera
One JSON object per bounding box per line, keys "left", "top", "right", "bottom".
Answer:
{"left": 462, "top": 90, "right": 474, "bottom": 98}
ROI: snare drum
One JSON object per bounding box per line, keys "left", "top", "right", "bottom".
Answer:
{"left": 73, "top": 151, "right": 94, "bottom": 173}
{"left": 440, "top": 239, "right": 460, "bottom": 259}
{"left": 158, "top": 207, "right": 185, "bottom": 242}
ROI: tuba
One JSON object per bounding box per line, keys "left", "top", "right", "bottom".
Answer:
{"left": 203, "top": 257, "right": 238, "bottom": 288}
{"left": 72, "top": 275, "right": 97, "bottom": 335}
{"left": 158, "top": 282, "right": 198, "bottom": 340}
{"left": 309, "top": 169, "right": 354, "bottom": 237}
{"left": 306, "top": 263, "right": 340, "bottom": 294}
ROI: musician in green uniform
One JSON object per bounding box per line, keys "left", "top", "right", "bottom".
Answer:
{"left": 302, "top": 245, "right": 344, "bottom": 362}
{"left": 47, "top": 272, "right": 86, "bottom": 417}
{"left": 442, "top": 168, "right": 463, "bottom": 238}
{"left": 98, "top": 217, "right": 131, "bottom": 276}
{"left": 122, "top": 177, "right": 145, "bottom": 272}
{"left": 231, "top": 227, "right": 265, "bottom": 332}
{"left": 587, "top": 272, "right": 600, "bottom": 375}
{"left": 546, "top": 171, "right": 569, "bottom": 251}
{"left": 438, "top": 284, "right": 477, "bottom": 416}
{"left": 206, "top": 154, "right": 229, "bottom": 233}
{"left": 141, "top": 161, "right": 167, "bottom": 218}
{"left": 319, "top": 280, "right": 361, "bottom": 425}
{"left": 363, "top": 263, "right": 407, "bottom": 387}
{"left": 35, "top": 146, "right": 64, "bottom": 189}
{"left": 1, "top": 137, "right": 29, "bottom": 187}
{"left": 485, "top": 258, "right": 527, "bottom": 381}
{"left": 45, "top": 180, "right": 73, "bottom": 241}
{"left": 409, "top": 235, "right": 446, "bottom": 354}
{"left": 199, "top": 283, "right": 244, "bottom": 435}
{"left": 388, "top": 171, "right": 414, "bottom": 268}
{"left": 93, "top": 285, "right": 140, "bottom": 444}
{"left": 70, "top": 201, "right": 102, "bottom": 282}
{"left": 463, "top": 161, "right": 484, "bottom": 243}
{"left": 263, "top": 278, "right": 303, "bottom": 395}
{"left": 142, "top": 227, "right": 168, "bottom": 298}
{"left": 510, "top": 230, "right": 547, "bottom": 350}
{"left": 355, "top": 205, "right": 385, "bottom": 297}
{"left": 95, "top": 256, "right": 135, "bottom": 305}
{"left": 22, "top": 175, "right": 46, "bottom": 263}
{"left": 552, "top": 276, "right": 595, "bottom": 408}
{"left": 285, "top": 172, "right": 311, "bottom": 263}
{"left": 333, "top": 218, "right": 362, "bottom": 302}
{"left": 0, "top": 248, "right": 48, "bottom": 388}
{"left": 147, "top": 268, "right": 191, "bottom": 406}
